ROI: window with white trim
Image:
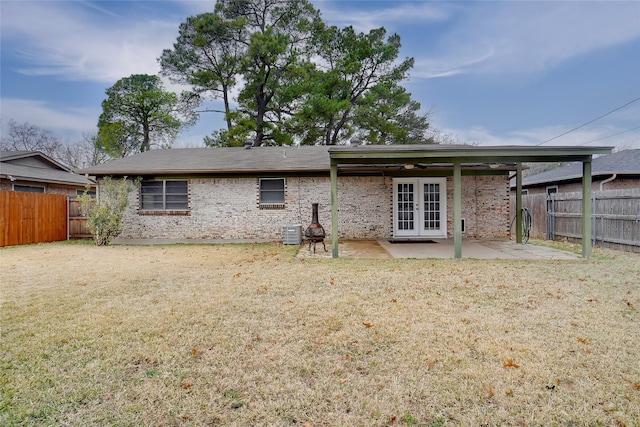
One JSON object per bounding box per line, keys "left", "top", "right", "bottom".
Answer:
{"left": 259, "top": 178, "right": 285, "bottom": 208}
{"left": 546, "top": 186, "right": 558, "bottom": 196}
{"left": 140, "top": 180, "right": 188, "bottom": 211}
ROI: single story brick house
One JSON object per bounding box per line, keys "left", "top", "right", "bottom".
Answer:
{"left": 79, "top": 144, "right": 611, "bottom": 257}
{"left": 1, "top": 150, "right": 94, "bottom": 196}
{"left": 78, "top": 145, "right": 516, "bottom": 242}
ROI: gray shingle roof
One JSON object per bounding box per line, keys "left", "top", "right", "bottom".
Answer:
{"left": 78, "top": 144, "right": 615, "bottom": 177}
{"left": 1, "top": 151, "right": 93, "bottom": 187}
{"left": 522, "top": 149, "right": 640, "bottom": 187}
{"left": 78, "top": 146, "right": 333, "bottom": 176}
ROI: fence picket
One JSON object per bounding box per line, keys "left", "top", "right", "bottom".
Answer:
{"left": 0, "top": 191, "right": 68, "bottom": 247}
{"left": 511, "top": 189, "right": 640, "bottom": 252}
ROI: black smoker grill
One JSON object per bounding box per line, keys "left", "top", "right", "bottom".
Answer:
{"left": 304, "top": 203, "right": 326, "bottom": 253}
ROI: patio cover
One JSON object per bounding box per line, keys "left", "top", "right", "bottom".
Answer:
{"left": 327, "top": 145, "right": 613, "bottom": 259}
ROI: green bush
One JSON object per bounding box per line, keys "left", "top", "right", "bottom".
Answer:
{"left": 79, "top": 177, "right": 135, "bottom": 246}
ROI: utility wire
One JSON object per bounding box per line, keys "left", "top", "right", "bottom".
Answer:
{"left": 583, "top": 126, "right": 640, "bottom": 144}
{"left": 536, "top": 97, "right": 640, "bottom": 146}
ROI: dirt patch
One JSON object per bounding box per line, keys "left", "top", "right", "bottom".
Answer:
{"left": 1, "top": 241, "right": 639, "bottom": 426}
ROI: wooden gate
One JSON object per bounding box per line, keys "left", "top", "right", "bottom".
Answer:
{"left": 0, "top": 191, "right": 68, "bottom": 247}
{"left": 68, "top": 198, "right": 93, "bottom": 239}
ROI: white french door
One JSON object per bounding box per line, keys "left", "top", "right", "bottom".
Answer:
{"left": 393, "top": 178, "right": 447, "bottom": 238}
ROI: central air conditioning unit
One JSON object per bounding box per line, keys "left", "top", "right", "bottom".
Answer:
{"left": 282, "top": 225, "right": 302, "bottom": 245}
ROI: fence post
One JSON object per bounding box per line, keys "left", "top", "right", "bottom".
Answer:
{"left": 581, "top": 160, "right": 592, "bottom": 258}
{"left": 547, "top": 195, "right": 556, "bottom": 241}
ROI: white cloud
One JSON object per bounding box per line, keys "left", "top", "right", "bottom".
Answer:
{"left": 410, "top": 1, "right": 640, "bottom": 78}
{"left": 1, "top": 1, "right": 186, "bottom": 83}
{"left": 1, "top": 98, "right": 99, "bottom": 140}
{"left": 316, "top": 1, "right": 454, "bottom": 32}
{"left": 436, "top": 124, "right": 640, "bottom": 150}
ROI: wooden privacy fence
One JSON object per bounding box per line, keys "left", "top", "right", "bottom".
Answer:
{"left": 0, "top": 191, "right": 68, "bottom": 247}
{"left": 0, "top": 192, "right": 93, "bottom": 247}
{"left": 511, "top": 189, "right": 640, "bottom": 252}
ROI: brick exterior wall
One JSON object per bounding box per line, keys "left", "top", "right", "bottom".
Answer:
{"left": 116, "top": 174, "right": 510, "bottom": 240}
{"left": 448, "top": 175, "right": 511, "bottom": 239}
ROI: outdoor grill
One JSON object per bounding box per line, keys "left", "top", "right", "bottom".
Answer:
{"left": 304, "top": 203, "right": 326, "bottom": 253}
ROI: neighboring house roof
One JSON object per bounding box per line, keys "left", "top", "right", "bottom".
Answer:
{"left": 520, "top": 149, "right": 640, "bottom": 187}
{"left": 0, "top": 150, "right": 94, "bottom": 187}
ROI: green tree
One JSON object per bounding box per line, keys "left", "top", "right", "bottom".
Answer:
{"left": 97, "top": 74, "right": 189, "bottom": 157}
{"left": 302, "top": 26, "right": 415, "bottom": 145}
{"left": 216, "top": 0, "right": 322, "bottom": 146}
{"left": 159, "top": 13, "right": 244, "bottom": 131}
{"left": 79, "top": 177, "right": 134, "bottom": 246}
{"left": 353, "top": 81, "right": 432, "bottom": 145}
{"left": 160, "top": 0, "right": 430, "bottom": 147}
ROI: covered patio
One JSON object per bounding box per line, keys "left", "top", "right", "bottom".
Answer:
{"left": 327, "top": 145, "right": 612, "bottom": 259}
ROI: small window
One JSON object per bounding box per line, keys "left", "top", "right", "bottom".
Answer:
{"left": 259, "top": 178, "right": 285, "bottom": 207}
{"left": 521, "top": 189, "right": 529, "bottom": 196}
{"left": 546, "top": 186, "right": 558, "bottom": 195}
{"left": 13, "top": 184, "right": 45, "bottom": 193}
{"left": 140, "top": 180, "right": 188, "bottom": 211}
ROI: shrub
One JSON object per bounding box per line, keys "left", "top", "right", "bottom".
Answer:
{"left": 79, "top": 177, "right": 135, "bottom": 246}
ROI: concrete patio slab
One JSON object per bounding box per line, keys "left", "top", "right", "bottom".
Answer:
{"left": 298, "top": 239, "right": 581, "bottom": 260}
{"left": 111, "top": 237, "right": 580, "bottom": 260}
{"left": 378, "top": 239, "right": 580, "bottom": 260}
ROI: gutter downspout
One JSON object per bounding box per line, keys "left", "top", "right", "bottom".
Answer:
{"left": 599, "top": 174, "right": 616, "bottom": 191}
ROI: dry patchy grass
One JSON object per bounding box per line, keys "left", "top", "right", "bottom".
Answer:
{"left": 1, "top": 241, "right": 639, "bottom": 426}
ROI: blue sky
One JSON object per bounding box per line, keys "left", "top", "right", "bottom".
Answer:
{"left": 1, "top": 0, "right": 639, "bottom": 150}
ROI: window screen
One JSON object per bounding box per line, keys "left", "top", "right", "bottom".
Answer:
{"left": 140, "top": 180, "right": 188, "bottom": 210}
{"left": 259, "top": 178, "right": 285, "bottom": 204}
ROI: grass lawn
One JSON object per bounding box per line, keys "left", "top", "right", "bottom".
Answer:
{"left": 1, "top": 241, "right": 639, "bottom": 426}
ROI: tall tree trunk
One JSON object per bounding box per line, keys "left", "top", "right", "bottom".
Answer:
{"left": 143, "top": 121, "right": 151, "bottom": 152}
{"left": 330, "top": 108, "right": 351, "bottom": 145}
{"left": 254, "top": 91, "right": 266, "bottom": 146}
{"left": 222, "top": 84, "right": 232, "bottom": 131}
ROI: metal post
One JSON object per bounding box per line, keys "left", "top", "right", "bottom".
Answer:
{"left": 330, "top": 161, "right": 339, "bottom": 258}
{"left": 453, "top": 161, "right": 462, "bottom": 259}
{"left": 551, "top": 196, "right": 556, "bottom": 241}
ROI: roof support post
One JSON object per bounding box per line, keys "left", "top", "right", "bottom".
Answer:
{"left": 515, "top": 163, "right": 523, "bottom": 244}
{"left": 330, "top": 161, "right": 339, "bottom": 258}
{"left": 453, "top": 161, "right": 462, "bottom": 259}
{"left": 581, "top": 159, "right": 592, "bottom": 258}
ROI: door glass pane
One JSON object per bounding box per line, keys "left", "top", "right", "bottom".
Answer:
{"left": 423, "top": 183, "right": 440, "bottom": 230}
{"left": 397, "top": 183, "right": 414, "bottom": 231}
